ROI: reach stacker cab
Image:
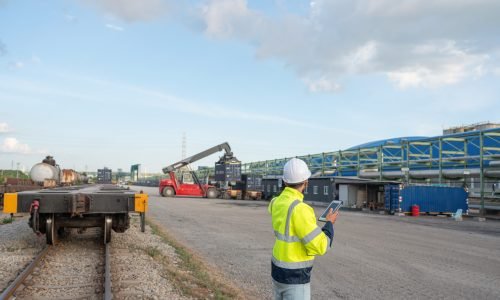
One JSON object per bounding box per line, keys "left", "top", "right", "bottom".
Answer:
{"left": 159, "top": 142, "right": 240, "bottom": 198}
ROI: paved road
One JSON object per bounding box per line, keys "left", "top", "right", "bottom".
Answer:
{"left": 137, "top": 186, "right": 500, "bottom": 300}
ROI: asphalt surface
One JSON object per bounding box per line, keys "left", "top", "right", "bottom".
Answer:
{"left": 137, "top": 186, "right": 500, "bottom": 300}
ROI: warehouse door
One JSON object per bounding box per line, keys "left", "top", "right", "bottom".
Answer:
{"left": 339, "top": 185, "right": 358, "bottom": 207}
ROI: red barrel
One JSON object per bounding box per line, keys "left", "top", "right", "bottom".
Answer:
{"left": 411, "top": 204, "right": 420, "bottom": 217}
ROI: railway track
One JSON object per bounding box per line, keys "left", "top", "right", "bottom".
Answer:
{"left": 0, "top": 229, "right": 112, "bottom": 300}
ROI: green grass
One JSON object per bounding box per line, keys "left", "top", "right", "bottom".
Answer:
{"left": 1, "top": 217, "right": 13, "bottom": 224}
{"left": 146, "top": 220, "right": 242, "bottom": 300}
{"left": 146, "top": 246, "right": 161, "bottom": 258}
{"left": 0, "top": 170, "right": 29, "bottom": 182}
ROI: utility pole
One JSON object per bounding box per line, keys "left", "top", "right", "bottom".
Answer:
{"left": 16, "top": 162, "right": 20, "bottom": 178}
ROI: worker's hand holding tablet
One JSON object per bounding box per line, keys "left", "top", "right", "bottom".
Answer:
{"left": 318, "top": 200, "right": 342, "bottom": 223}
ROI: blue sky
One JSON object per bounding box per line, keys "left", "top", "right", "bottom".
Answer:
{"left": 1, "top": 0, "right": 499, "bottom": 173}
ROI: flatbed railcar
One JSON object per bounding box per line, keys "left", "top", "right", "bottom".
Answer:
{"left": 2, "top": 184, "right": 148, "bottom": 245}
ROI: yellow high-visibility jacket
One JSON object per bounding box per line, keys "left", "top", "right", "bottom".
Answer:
{"left": 269, "top": 187, "right": 333, "bottom": 284}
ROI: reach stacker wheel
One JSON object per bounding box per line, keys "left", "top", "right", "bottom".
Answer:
{"left": 46, "top": 214, "right": 56, "bottom": 245}
{"left": 104, "top": 216, "right": 112, "bottom": 244}
{"left": 206, "top": 188, "right": 217, "bottom": 199}
{"left": 163, "top": 187, "right": 175, "bottom": 197}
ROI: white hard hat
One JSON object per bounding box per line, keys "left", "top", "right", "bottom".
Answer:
{"left": 283, "top": 158, "right": 311, "bottom": 184}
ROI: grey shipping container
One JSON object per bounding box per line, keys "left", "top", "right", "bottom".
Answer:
{"left": 399, "top": 185, "right": 468, "bottom": 214}
{"left": 236, "top": 174, "right": 262, "bottom": 191}
{"left": 214, "top": 162, "right": 241, "bottom": 182}
{"left": 97, "top": 168, "right": 112, "bottom": 184}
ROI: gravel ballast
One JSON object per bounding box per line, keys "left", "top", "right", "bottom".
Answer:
{"left": 0, "top": 213, "right": 192, "bottom": 299}
{"left": 0, "top": 214, "right": 45, "bottom": 293}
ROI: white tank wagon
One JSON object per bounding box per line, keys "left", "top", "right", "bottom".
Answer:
{"left": 29, "top": 156, "right": 83, "bottom": 187}
{"left": 30, "top": 162, "right": 60, "bottom": 187}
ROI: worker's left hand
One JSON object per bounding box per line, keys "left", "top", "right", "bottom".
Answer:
{"left": 325, "top": 208, "right": 339, "bottom": 224}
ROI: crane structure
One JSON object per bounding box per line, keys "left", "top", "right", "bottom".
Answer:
{"left": 159, "top": 142, "right": 240, "bottom": 198}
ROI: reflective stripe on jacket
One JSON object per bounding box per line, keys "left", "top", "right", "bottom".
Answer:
{"left": 269, "top": 187, "right": 333, "bottom": 284}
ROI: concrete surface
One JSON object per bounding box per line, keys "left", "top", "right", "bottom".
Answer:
{"left": 137, "top": 186, "right": 500, "bottom": 300}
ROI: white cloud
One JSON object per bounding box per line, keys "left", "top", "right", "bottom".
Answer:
{"left": 82, "top": 0, "right": 168, "bottom": 22}
{"left": 1, "top": 137, "right": 31, "bottom": 154}
{"left": 197, "top": 0, "right": 500, "bottom": 91}
{"left": 342, "top": 41, "right": 378, "bottom": 73}
{"left": 201, "top": 0, "right": 261, "bottom": 39}
{"left": 387, "top": 41, "right": 489, "bottom": 88}
{"left": 105, "top": 24, "right": 124, "bottom": 31}
{"left": 0, "top": 122, "right": 10, "bottom": 133}
{"left": 304, "top": 77, "right": 341, "bottom": 93}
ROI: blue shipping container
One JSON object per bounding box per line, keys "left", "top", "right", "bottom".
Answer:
{"left": 384, "top": 184, "right": 400, "bottom": 214}
{"left": 400, "top": 185, "right": 468, "bottom": 214}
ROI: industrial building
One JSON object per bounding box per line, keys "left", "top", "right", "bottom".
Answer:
{"left": 197, "top": 125, "right": 500, "bottom": 214}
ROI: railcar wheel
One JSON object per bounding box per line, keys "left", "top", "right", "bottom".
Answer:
{"left": 46, "top": 214, "right": 56, "bottom": 245}
{"left": 31, "top": 208, "right": 39, "bottom": 234}
{"left": 163, "top": 187, "right": 175, "bottom": 197}
{"left": 104, "top": 216, "right": 112, "bottom": 244}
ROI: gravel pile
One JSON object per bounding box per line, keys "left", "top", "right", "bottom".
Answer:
{"left": 17, "top": 230, "right": 104, "bottom": 299}
{"left": 0, "top": 214, "right": 45, "bottom": 293}
{"left": 1, "top": 213, "right": 190, "bottom": 300}
{"left": 110, "top": 214, "right": 189, "bottom": 300}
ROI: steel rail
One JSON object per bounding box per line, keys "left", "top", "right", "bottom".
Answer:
{"left": 0, "top": 246, "right": 50, "bottom": 300}
{"left": 104, "top": 243, "right": 112, "bottom": 300}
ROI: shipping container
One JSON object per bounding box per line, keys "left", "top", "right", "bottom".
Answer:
{"left": 394, "top": 185, "right": 468, "bottom": 214}
{"left": 97, "top": 168, "right": 112, "bottom": 184}
{"left": 384, "top": 184, "right": 400, "bottom": 214}
{"left": 214, "top": 159, "right": 241, "bottom": 182}
{"left": 227, "top": 174, "right": 263, "bottom": 200}
{"left": 242, "top": 174, "right": 262, "bottom": 190}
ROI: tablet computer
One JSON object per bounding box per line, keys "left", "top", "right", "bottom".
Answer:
{"left": 318, "top": 200, "right": 342, "bottom": 222}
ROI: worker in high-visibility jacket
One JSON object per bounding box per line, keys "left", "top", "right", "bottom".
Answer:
{"left": 269, "top": 158, "right": 338, "bottom": 300}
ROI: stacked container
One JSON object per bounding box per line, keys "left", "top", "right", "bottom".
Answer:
{"left": 384, "top": 184, "right": 400, "bottom": 214}
{"left": 242, "top": 174, "right": 262, "bottom": 191}
{"left": 214, "top": 158, "right": 241, "bottom": 182}
{"left": 97, "top": 168, "right": 112, "bottom": 184}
